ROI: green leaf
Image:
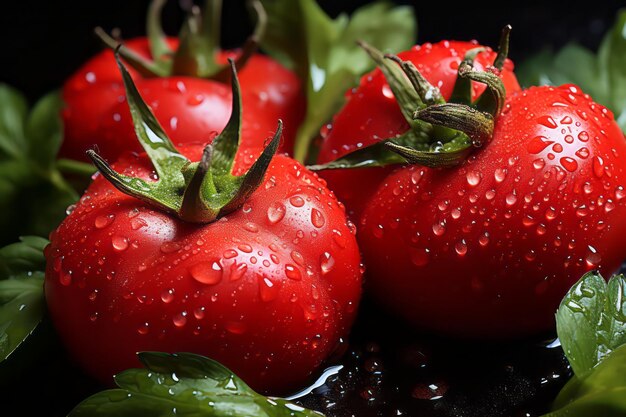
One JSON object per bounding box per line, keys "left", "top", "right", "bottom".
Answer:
{"left": 261, "top": 0, "right": 417, "bottom": 162}
{"left": 0, "top": 273, "right": 45, "bottom": 361}
{"left": 517, "top": 9, "right": 626, "bottom": 132}
{"left": 0, "top": 237, "right": 47, "bottom": 363}
{"left": 70, "top": 352, "right": 324, "bottom": 417}
{"left": 24, "top": 91, "right": 64, "bottom": 168}
{"left": 543, "top": 344, "right": 626, "bottom": 417}
{"left": 0, "top": 236, "right": 48, "bottom": 277}
{"left": 0, "top": 84, "right": 28, "bottom": 160}
{"left": 555, "top": 272, "right": 626, "bottom": 376}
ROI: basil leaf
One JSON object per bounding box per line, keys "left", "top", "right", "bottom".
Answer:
{"left": 261, "top": 0, "right": 417, "bottom": 162}
{"left": 555, "top": 272, "right": 626, "bottom": 376}
{"left": 543, "top": 343, "right": 626, "bottom": 417}
{"left": 70, "top": 352, "right": 324, "bottom": 417}
{"left": 517, "top": 10, "right": 626, "bottom": 132}
{"left": 0, "top": 237, "right": 47, "bottom": 363}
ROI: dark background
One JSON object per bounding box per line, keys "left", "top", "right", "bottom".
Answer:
{"left": 0, "top": 0, "right": 623, "bottom": 101}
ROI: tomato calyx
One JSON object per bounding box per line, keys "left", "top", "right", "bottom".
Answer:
{"left": 309, "top": 26, "right": 512, "bottom": 172}
{"left": 95, "top": 0, "right": 266, "bottom": 81}
{"left": 87, "top": 53, "right": 281, "bottom": 224}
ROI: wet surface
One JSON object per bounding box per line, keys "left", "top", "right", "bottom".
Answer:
{"left": 2, "top": 302, "right": 572, "bottom": 417}
{"left": 293, "top": 299, "right": 571, "bottom": 417}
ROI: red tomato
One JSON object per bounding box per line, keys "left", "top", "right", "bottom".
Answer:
{"left": 60, "top": 37, "right": 304, "bottom": 162}
{"left": 317, "top": 41, "right": 521, "bottom": 219}
{"left": 44, "top": 146, "right": 362, "bottom": 393}
{"left": 360, "top": 85, "right": 626, "bottom": 337}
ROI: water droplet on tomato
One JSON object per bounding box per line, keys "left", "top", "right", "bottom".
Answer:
{"left": 560, "top": 157, "right": 578, "bottom": 172}
{"left": 189, "top": 260, "right": 223, "bottom": 285}
{"left": 130, "top": 217, "right": 147, "bottom": 230}
{"left": 454, "top": 240, "right": 467, "bottom": 257}
{"left": 223, "top": 249, "right": 237, "bottom": 259}
{"left": 537, "top": 116, "right": 558, "bottom": 129}
{"left": 95, "top": 214, "right": 115, "bottom": 229}
{"left": 267, "top": 202, "right": 286, "bottom": 224}
{"left": 593, "top": 156, "right": 605, "bottom": 178}
{"left": 494, "top": 168, "right": 508, "bottom": 182}
{"left": 578, "top": 131, "right": 589, "bottom": 142}
{"left": 320, "top": 252, "right": 335, "bottom": 274}
{"left": 259, "top": 275, "right": 278, "bottom": 302}
{"left": 289, "top": 196, "right": 305, "bottom": 207}
{"left": 225, "top": 321, "right": 247, "bottom": 334}
{"left": 173, "top": 311, "right": 187, "bottom": 327}
{"left": 466, "top": 171, "right": 481, "bottom": 187}
{"left": 161, "top": 288, "right": 175, "bottom": 303}
{"left": 311, "top": 208, "right": 325, "bottom": 228}
{"left": 112, "top": 236, "right": 129, "bottom": 251}
{"left": 60, "top": 273, "right": 72, "bottom": 286}
{"left": 432, "top": 221, "right": 446, "bottom": 236}
{"left": 161, "top": 242, "right": 182, "bottom": 253}
{"left": 527, "top": 136, "right": 553, "bottom": 154}
{"left": 285, "top": 264, "right": 302, "bottom": 280}
{"left": 585, "top": 245, "right": 601, "bottom": 267}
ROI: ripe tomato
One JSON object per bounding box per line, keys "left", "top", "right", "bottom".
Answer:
{"left": 360, "top": 85, "right": 626, "bottom": 337}
{"left": 316, "top": 41, "right": 521, "bottom": 219}
{"left": 45, "top": 144, "right": 361, "bottom": 393}
{"left": 60, "top": 37, "right": 304, "bottom": 162}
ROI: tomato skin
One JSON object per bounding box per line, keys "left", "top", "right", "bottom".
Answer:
{"left": 44, "top": 149, "right": 361, "bottom": 394}
{"left": 60, "top": 37, "right": 304, "bottom": 162}
{"left": 359, "top": 85, "right": 626, "bottom": 338}
{"left": 317, "top": 41, "right": 521, "bottom": 219}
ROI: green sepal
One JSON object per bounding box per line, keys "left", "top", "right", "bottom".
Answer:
{"left": 414, "top": 103, "right": 494, "bottom": 147}
{"left": 89, "top": 55, "right": 280, "bottom": 224}
{"left": 97, "top": 0, "right": 267, "bottom": 81}
{"left": 69, "top": 352, "right": 324, "bottom": 417}
{"left": 458, "top": 61, "right": 506, "bottom": 116}
{"left": 448, "top": 47, "right": 486, "bottom": 105}
{"left": 493, "top": 25, "right": 512, "bottom": 71}
{"left": 384, "top": 135, "right": 472, "bottom": 168}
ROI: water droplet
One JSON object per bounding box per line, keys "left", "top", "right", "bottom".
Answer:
{"left": 137, "top": 322, "right": 149, "bottom": 335}
{"left": 189, "top": 260, "right": 223, "bottom": 285}
{"left": 560, "top": 157, "right": 578, "bottom": 172}
{"left": 65, "top": 204, "right": 77, "bottom": 215}
{"left": 593, "top": 156, "right": 605, "bottom": 178}
{"left": 60, "top": 273, "right": 72, "bottom": 286}
{"left": 259, "top": 275, "right": 278, "bottom": 302}
{"left": 505, "top": 192, "right": 518, "bottom": 206}
{"left": 230, "top": 262, "right": 248, "bottom": 281}
{"left": 320, "top": 252, "right": 335, "bottom": 274}
{"left": 332, "top": 229, "right": 347, "bottom": 248}
{"left": 455, "top": 240, "right": 468, "bottom": 257}
{"left": 411, "top": 170, "right": 424, "bottom": 185}
{"left": 537, "top": 116, "right": 558, "bottom": 129}
{"left": 187, "top": 94, "right": 204, "bottom": 106}
{"left": 311, "top": 208, "right": 325, "bottom": 228}
{"left": 238, "top": 244, "right": 253, "bottom": 253}
{"left": 615, "top": 186, "right": 625, "bottom": 200}
{"left": 130, "top": 217, "right": 147, "bottom": 230}
{"left": 161, "top": 242, "right": 181, "bottom": 253}
{"left": 225, "top": 321, "right": 247, "bottom": 335}
{"left": 223, "top": 249, "right": 237, "bottom": 259}
{"left": 291, "top": 251, "right": 305, "bottom": 266}
{"left": 289, "top": 196, "right": 305, "bottom": 207}
{"left": 533, "top": 158, "right": 545, "bottom": 170}
{"left": 243, "top": 222, "right": 259, "bottom": 233}
{"left": 585, "top": 245, "right": 602, "bottom": 267}
{"left": 161, "top": 288, "right": 175, "bottom": 303}
{"left": 95, "top": 214, "right": 115, "bottom": 229}
{"left": 285, "top": 264, "right": 302, "bottom": 280}
{"left": 479, "top": 232, "right": 490, "bottom": 247}
{"left": 173, "top": 312, "right": 187, "bottom": 327}
{"left": 553, "top": 143, "right": 564, "bottom": 153}
{"left": 267, "top": 202, "right": 286, "bottom": 224}
{"left": 527, "top": 136, "right": 554, "bottom": 154}
{"left": 494, "top": 168, "right": 508, "bottom": 182}
{"left": 112, "top": 236, "right": 129, "bottom": 251}
{"left": 466, "top": 171, "right": 482, "bottom": 187}
{"left": 578, "top": 131, "right": 589, "bottom": 142}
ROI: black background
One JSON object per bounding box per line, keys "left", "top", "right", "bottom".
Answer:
{"left": 0, "top": 0, "right": 623, "bottom": 101}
